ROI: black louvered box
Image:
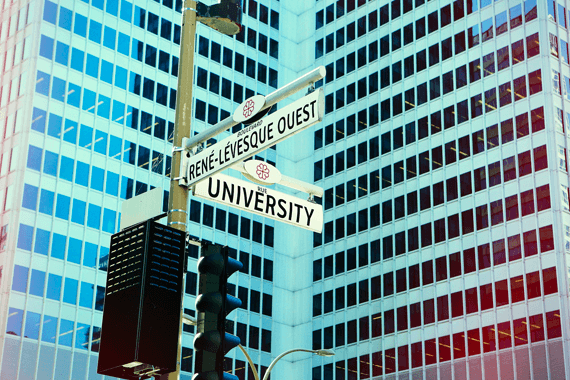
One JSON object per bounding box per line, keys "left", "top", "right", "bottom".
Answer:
{"left": 97, "top": 220, "right": 186, "bottom": 379}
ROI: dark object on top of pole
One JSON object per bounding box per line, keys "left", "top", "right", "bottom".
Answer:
{"left": 196, "top": 0, "right": 243, "bottom": 36}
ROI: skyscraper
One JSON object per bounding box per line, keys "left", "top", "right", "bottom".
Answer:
{"left": 310, "top": 0, "right": 569, "bottom": 379}
{"left": 3, "top": 0, "right": 570, "bottom": 380}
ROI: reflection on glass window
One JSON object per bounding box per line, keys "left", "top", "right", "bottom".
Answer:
{"left": 59, "top": 319, "right": 74, "bottom": 347}
{"left": 24, "top": 311, "right": 41, "bottom": 340}
{"left": 41, "top": 316, "right": 58, "bottom": 343}
{"left": 6, "top": 308, "right": 23, "bottom": 336}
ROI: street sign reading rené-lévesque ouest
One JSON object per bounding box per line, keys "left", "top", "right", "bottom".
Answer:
{"left": 183, "top": 89, "right": 324, "bottom": 188}
{"left": 194, "top": 173, "right": 323, "bottom": 233}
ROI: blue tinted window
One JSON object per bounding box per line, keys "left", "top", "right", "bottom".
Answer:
{"left": 47, "top": 113, "right": 62, "bottom": 138}
{"left": 87, "top": 204, "right": 101, "bottom": 229}
{"left": 55, "top": 42, "right": 69, "bottom": 66}
{"left": 79, "top": 124, "right": 93, "bottom": 148}
{"left": 118, "top": 32, "right": 130, "bottom": 56}
{"left": 43, "top": 151, "right": 58, "bottom": 176}
{"left": 79, "top": 282, "right": 94, "bottom": 308}
{"left": 29, "top": 269, "right": 45, "bottom": 297}
{"left": 74, "top": 13, "right": 87, "bottom": 37}
{"left": 55, "top": 194, "right": 71, "bottom": 220}
{"left": 114, "top": 66, "right": 127, "bottom": 89}
{"left": 31, "top": 108, "right": 46, "bottom": 133}
{"left": 120, "top": 176, "right": 134, "bottom": 199}
{"left": 86, "top": 54, "right": 99, "bottom": 78}
{"left": 106, "top": 172, "right": 119, "bottom": 196}
{"left": 106, "top": 0, "right": 118, "bottom": 16}
{"left": 161, "top": 18, "right": 172, "bottom": 40}
{"left": 24, "top": 311, "right": 41, "bottom": 340}
{"left": 92, "top": 0, "right": 104, "bottom": 10}
{"left": 120, "top": 0, "right": 133, "bottom": 22}
{"left": 66, "top": 83, "right": 80, "bottom": 108}
{"left": 100, "top": 60, "right": 113, "bottom": 84}
{"left": 102, "top": 208, "right": 116, "bottom": 233}
{"left": 59, "top": 319, "right": 74, "bottom": 346}
{"left": 59, "top": 156, "right": 74, "bottom": 181}
{"left": 51, "top": 77, "right": 66, "bottom": 103}
{"left": 143, "top": 78, "right": 155, "bottom": 100}
{"left": 134, "top": 6, "right": 146, "bottom": 28}
{"left": 12, "top": 265, "right": 28, "bottom": 292}
{"left": 97, "top": 94, "right": 110, "bottom": 119}
{"left": 147, "top": 12, "right": 159, "bottom": 34}
{"left": 156, "top": 83, "right": 168, "bottom": 106}
{"left": 63, "top": 278, "right": 78, "bottom": 304}
{"left": 39, "top": 189, "right": 55, "bottom": 215}
{"left": 68, "top": 237, "right": 82, "bottom": 264}
{"left": 131, "top": 39, "right": 144, "bottom": 61}
{"left": 109, "top": 137, "right": 121, "bottom": 160}
{"left": 34, "top": 228, "right": 50, "bottom": 255}
{"left": 17, "top": 224, "right": 33, "bottom": 251}
{"left": 41, "top": 316, "right": 58, "bottom": 343}
{"left": 71, "top": 48, "right": 84, "bottom": 71}
{"left": 91, "top": 167, "right": 104, "bottom": 191}
{"left": 83, "top": 242, "right": 97, "bottom": 268}
{"left": 59, "top": 7, "right": 72, "bottom": 31}
{"left": 27, "top": 145, "right": 42, "bottom": 170}
{"left": 112, "top": 100, "right": 125, "bottom": 122}
{"left": 6, "top": 308, "right": 23, "bottom": 336}
{"left": 174, "top": 24, "right": 181, "bottom": 44}
{"left": 75, "top": 161, "right": 89, "bottom": 186}
{"left": 22, "top": 184, "right": 38, "bottom": 210}
{"left": 51, "top": 233, "right": 66, "bottom": 259}
{"left": 129, "top": 72, "right": 141, "bottom": 94}
{"left": 43, "top": 1, "right": 57, "bottom": 23}
{"left": 145, "top": 45, "right": 157, "bottom": 66}
{"left": 89, "top": 20, "right": 102, "bottom": 43}
{"left": 103, "top": 27, "right": 116, "bottom": 50}
{"left": 39, "top": 35, "right": 54, "bottom": 59}
{"left": 71, "top": 199, "right": 86, "bottom": 225}
{"left": 46, "top": 274, "right": 62, "bottom": 300}
{"left": 138, "top": 146, "right": 150, "bottom": 168}
{"left": 127, "top": 106, "right": 139, "bottom": 129}
{"left": 123, "top": 141, "right": 136, "bottom": 164}
{"left": 82, "top": 89, "right": 96, "bottom": 113}
{"left": 76, "top": 323, "right": 90, "bottom": 350}
{"left": 96, "top": 286, "right": 105, "bottom": 311}
{"left": 36, "top": 71, "right": 50, "bottom": 96}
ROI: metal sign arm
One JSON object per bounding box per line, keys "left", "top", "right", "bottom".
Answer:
{"left": 183, "top": 66, "right": 326, "bottom": 151}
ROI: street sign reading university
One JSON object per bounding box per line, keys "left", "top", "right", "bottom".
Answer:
{"left": 194, "top": 173, "right": 323, "bottom": 233}
{"left": 183, "top": 89, "right": 324, "bottom": 188}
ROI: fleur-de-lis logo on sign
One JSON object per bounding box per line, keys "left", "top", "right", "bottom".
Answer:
{"left": 256, "top": 163, "right": 270, "bottom": 180}
{"left": 243, "top": 99, "right": 255, "bottom": 118}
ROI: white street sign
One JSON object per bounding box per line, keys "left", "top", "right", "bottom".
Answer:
{"left": 194, "top": 174, "right": 323, "bottom": 233}
{"left": 233, "top": 95, "right": 266, "bottom": 123}
{"left": 242, "top": 159, "right": 282, "bottom": 185}
{"left": 120, "top": 187, "right": 164, "bottom": 230}
{"left": 184, "top": 89, "right": 324, "bottom": 188}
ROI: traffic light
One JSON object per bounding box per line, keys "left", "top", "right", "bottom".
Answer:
{"left": 97, "top": 220, "right": 186, "bottom": 379}
{"left": 193, "top": 243, "right": 243, "bottom": 380}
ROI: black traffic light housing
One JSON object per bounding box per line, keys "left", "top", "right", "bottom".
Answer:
{"left": 197, "top": 0, "right": 243, "bottom": 36}
{"left": 97, "top": 220, "right": 186, "bottom": 379}
{"left": 193, "top": 243, "right": 242, "bottom": 380}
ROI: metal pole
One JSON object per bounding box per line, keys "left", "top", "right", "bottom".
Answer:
{"left": 160, "top": 1, "right": 197, "bottom": 379}
{"left": 183, "top": 66, "right": 327, "bottom": 151}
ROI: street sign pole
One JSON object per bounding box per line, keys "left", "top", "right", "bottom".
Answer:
{"left": 162, "top": 2, "right": 198, "bottom": 379}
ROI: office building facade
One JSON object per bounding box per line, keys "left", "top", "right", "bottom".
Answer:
{"left": 310, "top": 0, "right": 570, "bottom": 379}
{"left": 3, "top": 0, "right": 570, "bottom": 379}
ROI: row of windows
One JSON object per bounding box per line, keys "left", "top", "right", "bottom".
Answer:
{"left": 234, "top": 25, "right": 278, "bottom": 59}
{"left": 316, "top": 0, "right": 536, "bottom": 59}
{"left": 551, "top": 33, "right": 570, "bottom": 66}
{"left": 7, "top": 307, "right": 101, "bottom": 350}
{"left": 314, "top": 224, "right": 552, "bottom": 281}
{"left": 35, "top": 72, "right": 176, "bottom": 134}
{"left": 188, "top": 199, "right": 275, "bottom": 248}
{"left": 313, "top": 275, "right": 381, "bottom": 316}
{"left": 12, "top": 265, "right": 104, "bottom": 310}
{"left": 196, "top": 36, "right": 278, "bottom": 88}
{"left": 315, "top": 267, "right": 557, "bottom": 348}
{"left": 16, "top": 223, "right": 108, "bottom": 269}
{"left": 315, "top": 183, "right": 551, "bottom": 248}
{"left": 243, "top": 0, "right": 279, "bottom": 30}
{"left": 196, "top": 65, "right": 277, "bottom": 101}
{"left": 21, "top": 183, "right": 119, "bottom": 233}
{"left": 314, "top": 265, "right": 557, "bottom": 322}
{"left": 323, "top": 44, "right": 540, "bottom": 117}
{"left": 312, "top": 310, "right": 562, "bottom": 379}
{"left": 27, "top": 143, "right": 170, "bottom": 200}
{"left": 230, "top": 321, "right": 271, "bottom": 352}
{"left": 316, "top": 0, "right": 432, "bottom": 29}
{"left": 320, "top": 109, "right": 544, "bottom": 208}
{"left": 547, "top": 0, "right": 570, "bottom": 27}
